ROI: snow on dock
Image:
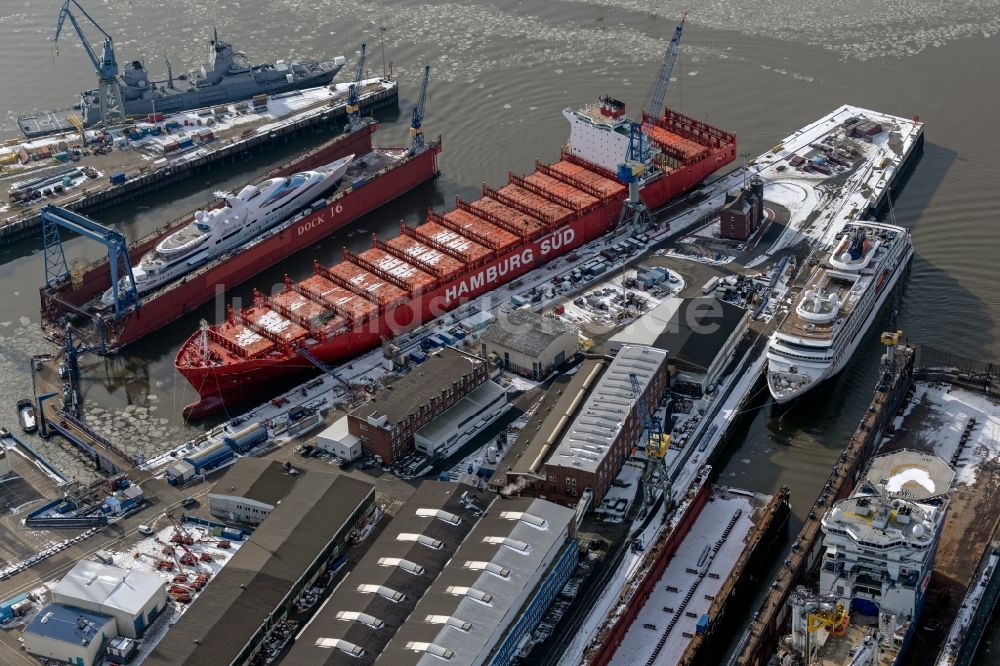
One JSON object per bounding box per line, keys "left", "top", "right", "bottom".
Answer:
{"left": 609, "top": 489, "right": 761, "bottom": 666}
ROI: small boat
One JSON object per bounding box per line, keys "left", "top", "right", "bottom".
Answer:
{"left": 16, "top": 399, "right": 37, "bottom": 434}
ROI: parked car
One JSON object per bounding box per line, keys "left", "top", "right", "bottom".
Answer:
{"left": 137, "top": 524, "right": 154, "bottom": 536}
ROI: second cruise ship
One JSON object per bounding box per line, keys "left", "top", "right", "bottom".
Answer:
{"left": 766, "top": 221, "right": 913, "bottom": 402}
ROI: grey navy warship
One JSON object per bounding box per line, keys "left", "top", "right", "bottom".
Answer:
{"left": 18, "top": 29, "right": 346, "bottom": 138}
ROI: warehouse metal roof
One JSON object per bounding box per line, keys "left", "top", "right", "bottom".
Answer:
{"left": 53, "top": 560, "right": 164, "bottom": 616}
{"left": 481, "top": 309, "right": 576, "bottom": 357}
{"left": 610, "top": 297, "right": 746, "bottom": 373}
{"left": 549, "top": 345, "right": 667, "bottom": 473}
{"left": 25, "top": 603, "right": 113, "bottom": 646}
{"left": 377, "top": 497, "right": 576, "bottom": 665}
{"left": 144, "top": 473, "right": 374, "bottom": 666}
{"left": 285, "top": 482, "right": 492, "bottom": 665}
{"left": 414, "top": 380, "right": 507, "bottom": 451}
{"left": 352, "top": 347, "right": 485, "bottom": 424}
{"left": 208, "top": 457, "right": 298, "bottom": 507}
{"left": 496, "top": 359, "right": 609, "bottom": 482}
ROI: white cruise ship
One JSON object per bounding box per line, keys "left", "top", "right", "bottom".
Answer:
{"left": 766, "top": 221, "right": 912, "bottom": 402}
{"left": 103, "top": 154, "right": 353, "bottom": 306}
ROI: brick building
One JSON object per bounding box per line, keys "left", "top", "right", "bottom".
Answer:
{"left": 347, "top": 347, "right": 488, "bottom": 464}
{"left": 497, "top": 345, "right": 669, "bottom": 506}
{"left": 719, "top": 176, "right": 764, "bottom": 241}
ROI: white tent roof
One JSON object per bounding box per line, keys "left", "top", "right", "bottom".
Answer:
{"left": 54, "top": 560, "right": 163, "bottom": 616}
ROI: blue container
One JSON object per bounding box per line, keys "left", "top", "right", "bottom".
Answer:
{"left": 408, "top": 351, "right": 427, "bottom": 364}
{"left": 177, "top": 137, "right": 194, "bottom": 149}
{"left": 221, "top": 527, "right": 245, "bottom": 541}
{"left": 109, "top": 171, "right": 126, "bottom": 185}
{"left": 184, "top": 442, "right": 234, "bottom": 472}
{"left": 0, "top": 593, "right": 29, "bottom": 622}
{"left": 696, "top": 614, "right": 710, "bottom": 634}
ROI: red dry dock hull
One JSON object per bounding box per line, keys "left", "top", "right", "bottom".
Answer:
{"left": 178, "top": 207, "right": 615, "bottom": 419}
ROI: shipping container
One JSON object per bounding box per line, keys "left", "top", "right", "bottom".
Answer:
{"left": 510, "top": 294, "right": 529, "bottom": 307}
{"left": 702, "top": 276, "right": 720, "bottom": 294}
{"left": 147, "top": 112, "right": 165, "bottom": 123}
{"left": 408, "top": 351, "right": 427, "bottom": 364}
{"left": 109, "top": 171, "right": 126, "bottom": 185}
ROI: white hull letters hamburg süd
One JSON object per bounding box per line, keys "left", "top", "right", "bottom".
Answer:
{"left": 103, "top": 155, "right": 354, "bottom": 306}
{"left": 766, "top": 221, "right": 912, "bottom": 403}
{"left": 443, "top": 227, "right": 575, "bottom": 303}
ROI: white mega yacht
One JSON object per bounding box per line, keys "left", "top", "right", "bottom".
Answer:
{"left": 103, "top": 154, "right": 353, "bottom": 305}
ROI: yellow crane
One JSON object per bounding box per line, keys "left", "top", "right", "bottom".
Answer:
{"left": 67, "top": 114, "right": 86, "bottom": 144}
{"left": 807, "top": 603, "right": 849, "bottom": 636}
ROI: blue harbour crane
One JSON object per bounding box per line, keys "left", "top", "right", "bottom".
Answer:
{"left": 345, "top": 42, "right": 368, "bottom": 132}
{"left": 630, "top": 372, "right": 663, "bottom": 452}
{"left": 644, "top": 12, "right": 687, "bottom": 120}
{"left": 409, "top": 64, "right": 431, "bottom": 153}
{"left": 616, "top": 13, "right": 687, "bottom": 232}
{"left": 41, "top": 205, "right": 138, "bottom": 322}
{"left": 53, "top": 0, "right": 125, "bottom": 125}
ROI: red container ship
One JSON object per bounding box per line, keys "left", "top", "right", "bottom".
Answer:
{"left": 40, "top": 124, "right": 442, "bottom": 351}
{"left": 175, "top": 99, "right": 736, "bottom": 419}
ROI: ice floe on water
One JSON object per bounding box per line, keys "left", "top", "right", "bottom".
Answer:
{"left": 558, "top": 0, "right": 1000, "bottom": 60}
{"left": 0, "top": 319, "right": 185, "bottom": 481}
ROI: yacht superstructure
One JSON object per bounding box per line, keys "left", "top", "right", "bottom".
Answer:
{"left": 779, "top": 451, "right": 953, "bottom": 665}
{"left": 103, "top": 154, "right": 353, "bottom": 305}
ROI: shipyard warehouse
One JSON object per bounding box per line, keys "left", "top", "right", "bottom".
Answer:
{"left": 144, "top": 469, "right": 374, "bottom": 666}
{"left": 286, "top": 482, "right": 578, "bottom": 665}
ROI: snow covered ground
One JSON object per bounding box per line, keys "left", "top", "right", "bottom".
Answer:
{"left": 593, "top": 461, "right": 643, "bottom": 522}
{"left": 609, "top": 491, "right": 757, "bottom": 666}
{"left": 902, "top": 383, "right": 1000, "bottom": 486}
